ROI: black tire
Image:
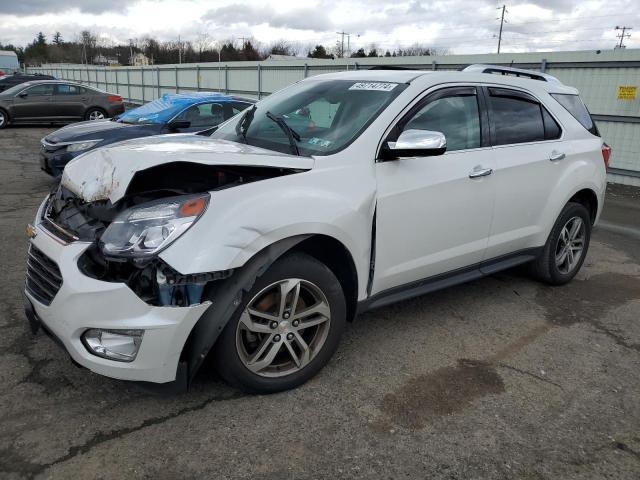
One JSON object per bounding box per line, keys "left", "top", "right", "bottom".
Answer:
{"left": 213, "top": 252, "right": 346, "bottom": 393}
{"left": 530, "top": 202, "right": 591, "bottom": 285}
{"left": 85, "top": 108, "right": 107, "bottom": 121}
{"left": 0, "top": 108, "right": 8, "bottom": 129}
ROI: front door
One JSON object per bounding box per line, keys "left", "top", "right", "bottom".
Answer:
{"left": 11, "top": 84, "right": 56, "bottom": 120}
{"left": 372, "top": 86, "right": 496, "bottom": 294}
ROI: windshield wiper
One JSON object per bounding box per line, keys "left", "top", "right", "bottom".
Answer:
{"left": 235, "top": 104, "right": 257, "bottom": 142}
{"left": 265, "top": 111, "right": 300, "bottom": 156}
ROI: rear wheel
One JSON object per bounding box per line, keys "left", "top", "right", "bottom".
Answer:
{"left": 213, "top": 252, "right": 346, "bottom": 393}
{"left": 85, "top": 108, "right": 106, "bottom": 121}
{"left": 530, "top": 202, "right": 591, "bottom": 285}
{"left": 0, "top": 109, "right": 8, "bottom": 129}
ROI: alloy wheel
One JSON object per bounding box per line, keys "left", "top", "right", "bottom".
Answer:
{"left": 88, "top": 110, "right": 105, "bottom": 120}
{"left": 0, "top": 112, "right": 5, "bottom": 127}
{"left": 555, "top": 216, "right": 585, "bottom": 274}
{"left": 235, "top": 278, "right": 332, "bottom": 378}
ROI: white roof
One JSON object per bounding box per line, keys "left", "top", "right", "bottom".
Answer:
{"left": 310, "top": 66, "right": 578, "bottom": 94}
{"left": 0, "top": 50, "right": 18, "bottom": 58}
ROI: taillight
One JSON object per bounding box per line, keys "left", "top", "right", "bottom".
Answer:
{"left": 107, "top": 95, "right": 122, "bottom": 103}
{"left": 601, "top": 143, "right": 612, "bottom": 169}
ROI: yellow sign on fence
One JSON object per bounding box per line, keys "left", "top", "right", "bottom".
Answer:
{"left": 617, "top": 85, "right": 637, "bottom": 100}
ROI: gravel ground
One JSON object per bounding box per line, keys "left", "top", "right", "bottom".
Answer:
{"left": 1, "top": 126, "right": 639, "bottom": 480}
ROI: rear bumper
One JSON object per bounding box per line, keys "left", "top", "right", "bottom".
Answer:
{"left": 106, "top": 103, "right": 125, "bottom": 117}
{"left": 24, "top": 220, "right": 211, "bottom": 383}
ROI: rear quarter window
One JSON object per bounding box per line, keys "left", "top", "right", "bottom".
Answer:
{"left": 551, "top": 93, "right": 599, "bottom": 136}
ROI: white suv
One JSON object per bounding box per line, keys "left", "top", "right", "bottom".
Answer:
{"left": 24, "top": 65, "right": 609, "bottom": 393}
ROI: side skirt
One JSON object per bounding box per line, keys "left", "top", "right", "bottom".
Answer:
{"left": 356, "top": 247, "right": 543, "bottom": 314}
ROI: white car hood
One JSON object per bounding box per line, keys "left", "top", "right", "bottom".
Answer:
{"left": 61, "top": 135, "right": 314, "bottom": 203}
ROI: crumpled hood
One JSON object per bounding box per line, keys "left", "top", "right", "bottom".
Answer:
{"left": 61, "top": 134, "right": 314, "bottom": 203}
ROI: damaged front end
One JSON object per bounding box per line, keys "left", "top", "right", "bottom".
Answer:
{"left": 44, "top": 161, "right": 303, "bottom": 307}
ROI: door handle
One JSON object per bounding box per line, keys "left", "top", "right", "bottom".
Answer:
{"left": 549, "top": 151, "right": 566, "bottom": 162}
{"left": 469, "top": 167, "right": 493, "bottom": 178}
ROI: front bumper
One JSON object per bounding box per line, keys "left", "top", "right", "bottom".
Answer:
{"left": 24, "top": 223, "right": 211, "bottom": 383}
{"left": 39, "top": 146, "right": 83, "bottom": 177}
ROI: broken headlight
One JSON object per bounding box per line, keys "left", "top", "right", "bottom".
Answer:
{"left": 100, "top": 194, "right": 209, "bottom": 258}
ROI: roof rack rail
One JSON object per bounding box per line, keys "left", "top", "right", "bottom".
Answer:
{"left": 368, "top": 65, "right": 413, "bottom": 70}
{"left": 462, "top": 64, "right": 562, "bottom": 84}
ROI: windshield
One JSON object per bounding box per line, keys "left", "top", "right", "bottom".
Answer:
{"left": 212, "top": 79, "right": 407, "bottom": 156}
{"left": 1, "top": 83, "right": 31, "bottom": 95}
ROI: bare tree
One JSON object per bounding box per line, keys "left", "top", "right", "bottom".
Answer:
{"left": 194, "top": 32, "right": 212, "bottom": 62}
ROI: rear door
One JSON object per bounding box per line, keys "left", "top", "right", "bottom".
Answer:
{"left": 11, "top": 84, "right": 56, "bottom": 120}
{"left": 483, "top": 86, "right": 564, "bottom": 260}
{"left": 52, "top": 84, "right": 88, "bottom": 119}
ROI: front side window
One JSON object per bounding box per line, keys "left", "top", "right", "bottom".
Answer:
{"left": 400, "top": 91, "right": 481, "bottom": 151}
{"left": 489, "top": 88, "right": 561, "bottom": 145}
{"left": 212, "top": 79, "right": 407, "bottom": 156}
{"left": 24, "top": 84, "right": 54, "bottom": 96}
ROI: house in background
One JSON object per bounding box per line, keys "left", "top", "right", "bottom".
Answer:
{"left": 131, "top": 53, "right": 151, "bottom": 66}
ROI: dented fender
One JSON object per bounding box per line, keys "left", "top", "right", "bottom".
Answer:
{"left": 159, "top": 163, "right": 377, "bottom": 301}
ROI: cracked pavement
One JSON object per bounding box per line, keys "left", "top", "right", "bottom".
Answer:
{"left": 1, "top": 126, "right": 639, "bottom": 479}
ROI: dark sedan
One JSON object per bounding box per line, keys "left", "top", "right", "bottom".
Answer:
{"left": 0, "top": 80, "right": 124, "bottom": 130}
{"left": 0, "top": 73, "right": 55, "bottom": 92}
{"left": 39, "top": 92, "right": 254, "bottom": 176}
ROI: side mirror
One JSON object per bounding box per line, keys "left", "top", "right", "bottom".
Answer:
{"left": 18, "top": 92, "right": 28, "bottom": 98}
{"left": 167, "top": 120, "right": 191, "bottom": 131}
{"left": 382, "top": 129, "right": 447, "bottom": 160}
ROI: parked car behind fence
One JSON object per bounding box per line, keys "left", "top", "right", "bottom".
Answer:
{"left": 0, "top": 80, "right": 124, "bottom": 130}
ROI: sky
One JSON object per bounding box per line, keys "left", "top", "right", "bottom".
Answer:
{"left": 0, "top": 0, "right": 639, "bottom": 55}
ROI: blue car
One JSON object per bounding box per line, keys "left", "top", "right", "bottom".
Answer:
{"left": 40, "top": 92, "right": 255, "bottom": 177}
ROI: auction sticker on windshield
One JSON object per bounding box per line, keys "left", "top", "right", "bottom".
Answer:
{"left": 349, "top": 82, "right": 398, "bottom": 92}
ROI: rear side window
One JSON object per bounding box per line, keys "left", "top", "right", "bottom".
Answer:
{"left": 551, "top": 93, "right": 599, "bottom": 136}
{"left": 55, "top": 84, "right": 82, "bottom": 95}
{"left": 488, "top": 88, "right": 561, "bottom": 145}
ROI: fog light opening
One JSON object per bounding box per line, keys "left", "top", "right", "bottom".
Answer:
{"left": 82, "top": 329, "right": 144, "bottom": 362}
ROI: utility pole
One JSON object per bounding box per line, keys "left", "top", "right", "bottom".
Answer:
{"left": 238, "top": 36, "right": 248, "bottom": 49}
{"left": 178, "top": 35, "right": 182, "bottom": 64}
{"left": 615, "top": 26, "right": 632, "bottom": 48}
{"left": 336, "top": 31, "right": 348, "bottom": 57}
{"left": 345, "top": 33, "right": 360, "bottom": 57}
{"left": 497, "top": 5, "right": 507, "bottom": 54}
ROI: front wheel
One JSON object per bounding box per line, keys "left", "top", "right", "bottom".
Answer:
{"left": 530, "top": 202, "right": 591, "bottom": 285}
{"left": 0, "top": 109, "right": 8, "bottom": 129}
{"left": 213, "top": 252, "right": 346, "bottom": 393}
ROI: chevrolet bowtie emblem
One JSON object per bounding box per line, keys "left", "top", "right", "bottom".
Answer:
{"left": 26, "top": 224, "right": 37, "bottom": 239}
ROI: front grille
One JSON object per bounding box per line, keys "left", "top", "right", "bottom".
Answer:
{"left": 43, "top": 188, "right": 107, "bottom": 242}
{"left": 25, "top": 245, "right": 63, "bottom": 305}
